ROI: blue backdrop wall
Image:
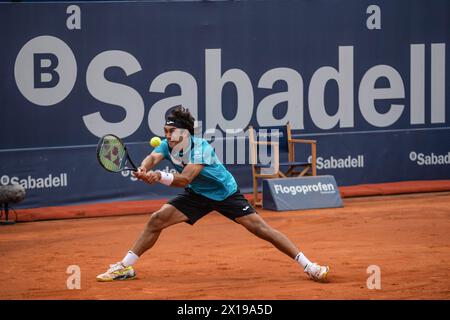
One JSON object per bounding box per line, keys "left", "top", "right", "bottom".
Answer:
{"left": 1, "top": 0, "right": 449, "bottom": 208}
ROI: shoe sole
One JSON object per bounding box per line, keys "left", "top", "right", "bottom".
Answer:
{"left": 96, "top": 274, "right": 137, "bottom": 282}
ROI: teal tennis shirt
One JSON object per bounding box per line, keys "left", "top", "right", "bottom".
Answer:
{"left": 154, "top": 137, "right": 238, "bottom": 201}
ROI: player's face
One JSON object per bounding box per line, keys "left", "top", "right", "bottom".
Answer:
{"left": 164, "top": 125, "right": 187, "bottom": 148}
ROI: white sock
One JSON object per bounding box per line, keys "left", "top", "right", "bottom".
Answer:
{"left": 295, "top": 252, "right": 312, "bottom": 269}
{"left": 122, "top": 250, "right": 139, "bottom": 267}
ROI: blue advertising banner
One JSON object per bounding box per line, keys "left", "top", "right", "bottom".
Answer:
{"left": 0, "top": 0, "right": 449, "bottom": 208}
{"left": 262, "top": 176, "right": 343, "bottom": 211}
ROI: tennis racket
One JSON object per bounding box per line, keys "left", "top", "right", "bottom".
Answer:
{"left": 96, "top": 134, "right": 138, "bottom": 172}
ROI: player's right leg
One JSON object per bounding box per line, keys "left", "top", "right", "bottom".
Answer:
{"left": 236, "top": 212, "right": 329, "bottom": 282}
{"left": 96, "top": 204, "right": 188, "bottom": 282}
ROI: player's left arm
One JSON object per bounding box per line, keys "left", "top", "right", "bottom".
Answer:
{"left": 138, "top": 163, "right": 204, "bottom": 187}
{"left": 169, "top": 164, "right": 204, "bottom": 187}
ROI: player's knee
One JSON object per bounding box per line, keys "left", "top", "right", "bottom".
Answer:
{"left": 146, "top": 211, "right": 165, "bottom": 232}
{"left": 247, "top": 221, "right": 271, "bottom": 238}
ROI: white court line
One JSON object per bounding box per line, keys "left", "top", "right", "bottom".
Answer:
{"left": 0, "top": 141, "right": 148, "bottom": 153}
{"left": 295, "top": 126, "right": 450, "bottom": 137}
{"left": 1, "top": 127, "right": 449, "bottom": 153}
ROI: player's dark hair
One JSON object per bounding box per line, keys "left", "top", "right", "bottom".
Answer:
{"left": 167, "top": 105, "right": 195, "bottom": 135}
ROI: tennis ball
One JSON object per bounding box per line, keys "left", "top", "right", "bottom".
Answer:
{"left": 150, "top": 136, "right": 161, "bottom": 147}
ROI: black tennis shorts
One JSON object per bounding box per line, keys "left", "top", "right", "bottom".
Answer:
{"left": 167, "top": 188, "right": 257, "bottom": 225}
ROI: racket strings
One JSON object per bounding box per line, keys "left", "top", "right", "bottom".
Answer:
{"left": 98, "top": 136, "right": 126, "bottom": 171}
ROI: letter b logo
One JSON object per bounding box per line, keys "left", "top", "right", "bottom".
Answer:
{"left": 33, "top": 53, "right": 60, "bottom": 88}
{"left": 15, "top": 35, "right": 77, "bottom": 106}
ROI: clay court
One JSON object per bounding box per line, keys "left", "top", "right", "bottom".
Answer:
{"left": 1, "top": 191, "right": 449, "bottom": 300}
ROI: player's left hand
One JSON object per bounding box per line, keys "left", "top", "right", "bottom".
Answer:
{"left": 146, "top": 171, "right": 161, "bottom": 184}
{"left": 134, "top": 170, "right": 161, "bottom": 184}
{"left": 131, "top": 166, "right": 146, "bottom": 179}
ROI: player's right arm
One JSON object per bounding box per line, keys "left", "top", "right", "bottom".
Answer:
{"left": 139, "top": 151, "right": 164, "bottom": 173}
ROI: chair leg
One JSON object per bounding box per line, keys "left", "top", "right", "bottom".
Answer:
{"left": 285, "top": 166, "right": 294, "bottom": 177}
{"left": 297, "top": 166, "right": 310, "bottom": 177}
{"left": 278, "top": 171, "right": 287, "bottom": 178}
{"left": 311, "top": 143, "right": 317, "bottom": 176}
{"left": 252, "top": 176, "right": 259, "bottom": 206}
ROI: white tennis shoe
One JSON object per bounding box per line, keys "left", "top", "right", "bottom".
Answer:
{"left": 96, "top": 262, "right": 136, "bottom": 282}
{"left": 304, "top": 262, "right": 329, "bottom": 282}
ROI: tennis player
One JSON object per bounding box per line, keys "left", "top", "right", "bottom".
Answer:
{"left": 97, "top": 106, "right": 329, "bottom": 282}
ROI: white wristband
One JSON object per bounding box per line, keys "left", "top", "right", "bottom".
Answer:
{"left": 157, "top": 170, "right": 174, "bottom": 186}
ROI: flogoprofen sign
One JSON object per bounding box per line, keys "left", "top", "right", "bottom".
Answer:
{"left": 262, "top": 176, "right": 343, "bottom": 211}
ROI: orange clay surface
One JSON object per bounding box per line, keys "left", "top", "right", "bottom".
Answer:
{"left": 1, "top": 192, "right": 450, "bottom": 300}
